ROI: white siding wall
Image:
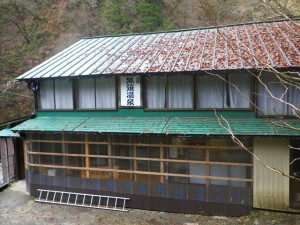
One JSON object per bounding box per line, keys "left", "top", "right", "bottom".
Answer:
{"left": 253, "top": 138, "right": 290, "bottom": 210}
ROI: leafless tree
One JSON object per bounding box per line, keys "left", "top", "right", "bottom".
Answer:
{"left": 197, "top": 0, "right": 300, "bottom": 181}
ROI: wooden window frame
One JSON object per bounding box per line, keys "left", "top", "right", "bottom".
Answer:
{"left": 196, "top": 72, "right": 253, "bottom": 110}
{"left": 26, "top": 134, "right": 253, "bottom": 184}
{"left": 144, "top": 75, "right": 195, "bottom": 110}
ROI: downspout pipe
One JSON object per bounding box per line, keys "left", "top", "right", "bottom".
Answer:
{"left": 27, "top": 81, "right": 39, "bottom": 113}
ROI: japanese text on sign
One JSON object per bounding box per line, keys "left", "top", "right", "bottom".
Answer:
{"left": 120, "top": 76, "right": 141, "bottom": 107}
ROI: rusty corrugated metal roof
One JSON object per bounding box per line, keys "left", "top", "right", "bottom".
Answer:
{"left": 11, "top": 116, "right": 300, "bottom": 136}
{"left": 17, "top": 20, "right": 300, "bottom": 80}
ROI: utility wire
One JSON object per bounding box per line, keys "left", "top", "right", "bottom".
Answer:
{"left": 0, "top": 89, "right": 33, "bottom": 98}
{"left": 0, "top": 80, "right": 33, "bottom": 99}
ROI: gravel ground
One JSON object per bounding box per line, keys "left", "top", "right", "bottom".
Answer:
{"left": 0, "top": 181, "right": 300, "bottom": 225}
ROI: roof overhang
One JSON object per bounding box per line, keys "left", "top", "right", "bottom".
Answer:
{"left": 11, "top": 116, "right": 300, "bottom": 136}
{"left": 0, "top": 128, "right": 20, "bottom": 138}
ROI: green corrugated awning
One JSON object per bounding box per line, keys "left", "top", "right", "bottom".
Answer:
{"left": 12, "top": 117, "right": 168, "bottom": 134}
{"left": 11, "top": 116, "right": 300, "bottom": 136}
{"left": 164, "top": 118, "right": 300, "bottom": 136}
{"left": 0, "top": 128, "right": 19, "bottom": 137}
{"left": 12, "top": 117, "right": 89, "bottom": 132}
{"left": 75, "top": 117, "right": 168, "bottom": 133}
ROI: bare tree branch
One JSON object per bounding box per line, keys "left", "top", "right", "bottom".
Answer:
{"left": 214, "top": 110, "right": 300, "bottom": 181}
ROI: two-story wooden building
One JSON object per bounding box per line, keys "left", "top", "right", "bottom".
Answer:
{"left": 9, "top": 20, "right": 300, "bottom": 216}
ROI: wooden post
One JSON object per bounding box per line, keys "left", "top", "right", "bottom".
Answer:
{"left": 85, "top": 134, "right": 90, "bottom": 178}
{"left": 23, "top": 141, "right": 29, "bottom": 170}
{"left": 133, "top": 145, "right": 137, "bottom": 181}
{"left": 160, "top": 137, "right": 164, "bottom": 183}
{"left": 107, "top": 135, "right": 112, "bottom": 179}
{"left": 160, "top": 146, "right": 164, "bottom": 183}
{"left": 205, "top": 148, "right": 209, "bottom": 187}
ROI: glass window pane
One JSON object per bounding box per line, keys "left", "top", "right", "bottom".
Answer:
{"left": 114, "top": 146, "right": 131, "bottom": 156}
{"left": 90, "top": 157, "right": 108, "bottom": 167}
{"left": 210, "top": 165, "right": 228, "bottom": 185}
{"left": 89, "top": 145, "right": 108, "bottom": 155}
{"left": 230, "top": 166, "right": 251, "bottom": 179}
{"left": 40, "top": 155, "right": 53, "bottom": 165}
{"left": 169, "top": 162, "right": 187, "bottom": 175}
{"left": 136, "top": 146, "right": 148, "bottom": 157}
{"left": 209, "top": 149, "right": 228, "bottom": 162}
{"left": 288, "top": 84, "right": 300, "bottom": 116}
{"left": 189, "top": 163, "right": 206, "bottom": 184}
{"left": 169, "top": 147, "right": 186, "bottom": 159}
{"left": 230, "top": 150, "right": 251, "bottom": 163}
{"left": 149, "top": 147, "right": 160, "bottom": 158}
{"left": 66, "top": 144, "right": 84, "bottom": 154}
{"left": 30, "top": 155, "right": 40, "bottom": 164}
{"left": 55, "top": 79, "right": 73, "bottom": 109}
{"left": 136, "top": 146, "right": 160, "bottom": 159}
{"left": 39, "top": 80, "right": 54, "bottom": 109}
{"left": 53, "top": 156, "right": 63, "bottom": 166}
{"left": 95, "top": 77, "right": 116, "bottom": 108}
{"left": 137, "top": 160, "right": 148, "bottom": 171}
{"left": 30, "top": 142, "right": 39, "bottom": 152}
{"left": 118, "top": 159, "right": 131, "bottom": 170}
{"left": 149, "top": 161, "right": 160, "bottom": 172}
{"left": 67, "top": 156, "right": 85, "bottom": 167}
{"left": 146, "top": 76, "right": 167, "bottom": 108}
{"left": 197, "top": 75, "right": 224, "bottom": 108}
{"left": 230, "top": 166, "right": 251, "bottom": 187}
{"left": 188, "top": 149, "right": 205, "bottom": 161}
{"left": 168, "top": 75, "right": 193, "bottom": 108}
{"left": 257, "top": 72, "right": 287, "bottom": 115}
{"left": 39, "top": 142, "right": 53, "bottom": 153}
{"left": 77, "top": 78, "right": 95, "bottom": 109}
{"left": 89, "top": 144, "right": 108, "bottom": 167}
{"left": 228, "top": 73, "right": 251, "bottom": 108}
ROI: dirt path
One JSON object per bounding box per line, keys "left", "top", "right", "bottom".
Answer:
{"left": 0, "top": 181, "right": 299, "bottom": 225}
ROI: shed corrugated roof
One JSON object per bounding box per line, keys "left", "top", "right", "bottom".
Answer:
{"left": 17, "top": 20, "right": 300, "bottom": 80}
{"left": 0, "top": 128, "right": 19, "bottom": 137}
{"left": 11, "top": 117, "right": 300, "bottom": 136}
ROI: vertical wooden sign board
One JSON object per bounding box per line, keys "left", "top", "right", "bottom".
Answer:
{"left": 120, "top": 76, "right": 141, "bottom": 107}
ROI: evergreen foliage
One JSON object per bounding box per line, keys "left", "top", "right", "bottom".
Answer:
{"left": 101, "top": 0, "right": 173, "bottom": 34}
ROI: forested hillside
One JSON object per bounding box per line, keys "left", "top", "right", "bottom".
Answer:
{"left": 0, "top": 0, "right": 299, "bottom": 123}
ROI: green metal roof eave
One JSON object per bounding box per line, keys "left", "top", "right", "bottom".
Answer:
{"left": 11, "top": 117, "right": 169, "bottom": 134}
{"left": 35, "top": 110, "right": 256, "bottom": 119}
{"left": 164, "top": 117, "right": 300, "bottom": 136}
{"left": 11, "top": 117, "right": 89, "bottom": 132}
{"left": 0, "top": 128, "right": 19, "bottom": 137}
{"left": 74, "top": 117, "right": 168, "bottom": 134}
{"left": 11, "top": 117, "right": 300, "bottom": 136}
